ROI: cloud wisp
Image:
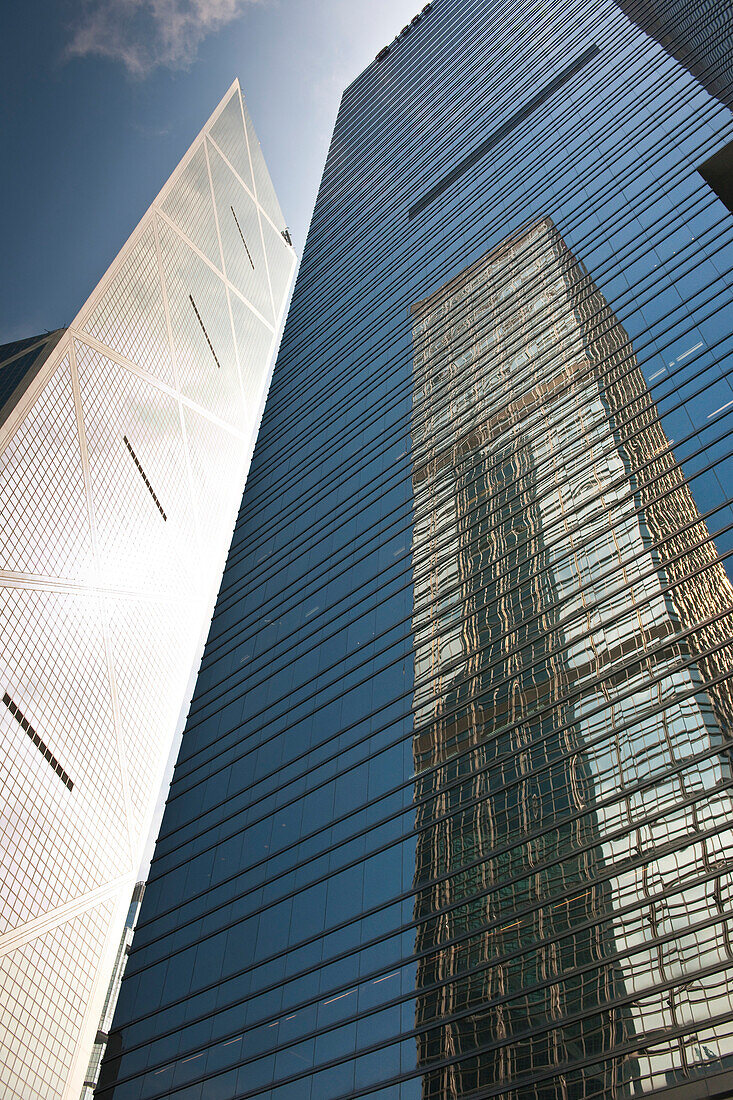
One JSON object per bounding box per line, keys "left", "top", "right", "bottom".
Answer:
{"left": 66, "top": 0, "right": 261, "bottom": 78}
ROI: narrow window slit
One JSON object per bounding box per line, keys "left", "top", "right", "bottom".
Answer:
{"left": 230, "top": 207, "right": 255, "bottom": 269}
{"left": 123, "top": 436, "right": 167, "bottom": 520}
{"left": 189, "top": 294, "right": 223, "bottom": 368}
{"left": 3, "top": 692, "right": 74, "bottom": 791}
{"left": 409, "top": 45, "right": 599, "bottom": 219}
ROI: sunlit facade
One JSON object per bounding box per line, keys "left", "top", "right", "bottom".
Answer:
{"left": 98, "top": 1, "right": 733, "bottom": 1098}
{"left": 0, "top": 80, "right": 295, "bottom": 1100}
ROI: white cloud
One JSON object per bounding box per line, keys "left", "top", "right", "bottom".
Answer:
{"left": 66, "top": 0, "right": 261, "bottom": 77}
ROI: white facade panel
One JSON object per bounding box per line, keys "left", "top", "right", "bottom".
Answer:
{"left": 0, "top": 79, "right": 295, "bottom": 1100}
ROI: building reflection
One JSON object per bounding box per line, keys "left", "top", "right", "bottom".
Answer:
{"left": 410, "top": 219, "right": 733, "bottom": 1098}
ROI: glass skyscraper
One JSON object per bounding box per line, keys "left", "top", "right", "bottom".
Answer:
{"left": 0, "top": 82, "right": 294, "bottom": 1100}
{"left": 99, "top": 1, "right": 733, "bottom": 1097}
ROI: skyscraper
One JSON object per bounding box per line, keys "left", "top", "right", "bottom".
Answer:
{"left": 99, "top": 1, "right": 733, "bottom": 1097}
{"left": 0, "top": 81, "right": 294, "bottom": 1100}
{"left": 81, "top": 884, "right": 146, "bottom": 1099}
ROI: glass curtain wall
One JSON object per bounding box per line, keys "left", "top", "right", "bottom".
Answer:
{"left": 98, "top": 0, "right": 733, "bottom": 1098}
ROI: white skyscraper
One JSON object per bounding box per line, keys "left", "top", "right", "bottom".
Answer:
{"left": 0, "top": 80, "right": 295, "bottom": 1100}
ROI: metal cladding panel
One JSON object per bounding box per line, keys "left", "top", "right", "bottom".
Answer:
{"left": 0, "top": 80, "right": 295, "bottom": 1100}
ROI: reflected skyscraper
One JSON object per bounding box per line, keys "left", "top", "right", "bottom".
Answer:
{"left": 410, "top": 218, "right": 733, "bottom": 1097}
{"left": 98, "top": 1, "right": 733, "bottom": 1098}
{"left": 0, "top": 82, "right": 294, "bottom": 1100}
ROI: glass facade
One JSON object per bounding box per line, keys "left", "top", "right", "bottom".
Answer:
{"left": 99, "top": 2, "right": 733, "bottom": 1098}
{"left": 0, "top": 82, "right": 294, "bottom": 1100}
{"left": 616, "top": 0, "right": 732, "bottom": 108}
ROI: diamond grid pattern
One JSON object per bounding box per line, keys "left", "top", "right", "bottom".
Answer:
{"left": 0, "top": 85, "right": 289, "bottom": 1100}
{"left": 80, "top": 224, "right": 175, "bottom": 386}
{"left": 160, "top": 144, "right": 222, "bottom": 270}
{"left": 0, "top": 899, "right": 114, "bottom": 1100}
{"left": 241, "top": 98, "right": 286, "bottom": 230}
{"left": 0, "top": 588, "right": 128, "bottom": 933}
{"left": 229, "top": 291, "right": 275, "bottom": 408}
{"left": 158, "top": 217, "right": 247, "bottom": 428}
{"left": 208, "top": 141, "right": 273, "bottom": 324}
{"left": 75, "top": 339, "right": 199, "bottom": 597}
{"left": 0, "top": 356, "right": 93, "bottom": 578}
{"left": 209, "top": 88, "right": 254, "bottom": 194}
{"left": 261, "top": 214, "right": 294, "bottom": 316}
{"left": 105, "top": 596, "right": 193, "bottom": 837}
{"left": 184, "top": 403, "right": 248, "bottom": 541}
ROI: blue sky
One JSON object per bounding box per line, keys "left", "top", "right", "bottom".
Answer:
{"left": 0, "top": 0, "right": 422, "bottom": 343}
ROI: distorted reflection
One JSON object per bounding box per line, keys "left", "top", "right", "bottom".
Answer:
{"left": 410, "top": 219, "right": 733, "bottom": 1098}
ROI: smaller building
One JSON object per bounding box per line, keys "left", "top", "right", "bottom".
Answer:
{"left": 80, "top": 883, "right": 146, "bottom": 1100}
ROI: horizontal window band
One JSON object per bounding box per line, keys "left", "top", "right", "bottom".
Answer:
{"left": 290, "top": 15, "right": 647, "bottom": 312}
{"left": 171, "top": 430, "right": 733, "bottom": 801}
{"left": 186, "top": 365, "right": 730, "bottom": 712}
{"left": 278, "top": 38, "right": 708, "bottom": 367}
{"left": 112, "top": 903, "right": 733, "bottom": 1100}
{"left": 112, "top": 897, "right": 733, "bottom": 1097}
{"left": 114, "top": 809, "right": 733, "bottom": 1073}
{"left": 123, "top": 436, "right": 167, "bottom": 521}
{"left": 191, "top": 339, "right": 733, "bottom": 719}
{"left": 111, "top": 761, "right": 733, "bottom": 1051}
{"left": 154, "top": 520, "right": 733, "bottom": 877}
{"left": 152, "top": 618, "right": 733, "bottom": 924}
{"left": 133, "top": 653, "right": 733, "bottom": 973}
{"left": 132, "top": 718, "right": 733, "bottom": 988}
{"left": 212, "top": 223, "right": 730, "bottom": 642}
{"left": 171, "top": 528, "right": 733, "bottom": 841}
{"left": 309, "top": 0, "right": 642, "bottom": 229}
{"left": 209, "top": 982, "right": 733, "bottom": 1100}
{"left": 139, "top": 626, "right": 733, "bottom": 927}
{"left": 234, "top": 113, "right": 726, "bottom": 567}
{"left": 195, "top": 367, "right": 730, "bottom": 721}
{"left": 116, "top": 856, "right": 732, "bottom": 1085}
{"left": 409, "top": 44, "right": 600, "bottom": 220}
{"left": 256, "top": 53, "right": 713, "bottom": 479}
{"left": 140, "top": 712, "right": 733, "bottom": 987}
{"left": 3, "top": 692, "right": 73, "bottom": 791}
